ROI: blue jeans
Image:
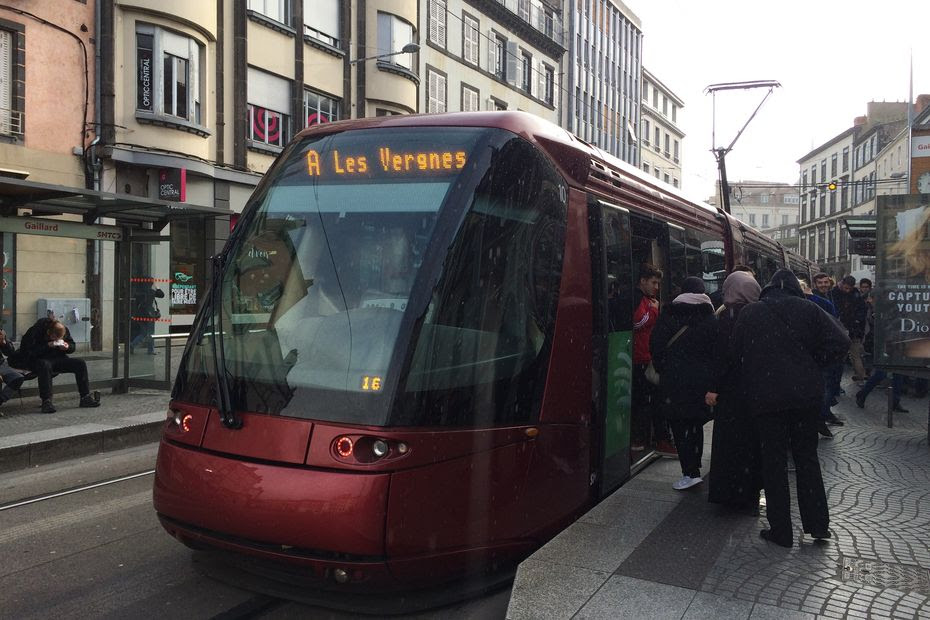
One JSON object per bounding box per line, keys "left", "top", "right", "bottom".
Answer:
{"left": 859, "top": 370, "right": 902, "bottom": 406}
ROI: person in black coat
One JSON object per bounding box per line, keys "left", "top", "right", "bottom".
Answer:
{"left": 10, "top": 318, "right": 101, "bottom": 414}
{"left": 706, "top": 271, "right": 763, "bottom": 510}
{"left": 729, "top": 269, "right": 849, "bottom": 547}
{"left": 650, "top": 276, "right": 717, "bottom": 490}
{"left": 0, "top": 328, "right": 26, "bottom": 406}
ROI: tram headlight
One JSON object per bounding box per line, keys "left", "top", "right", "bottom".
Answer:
{"left": 372, "top": 439, "right": 389, "bottom": 458}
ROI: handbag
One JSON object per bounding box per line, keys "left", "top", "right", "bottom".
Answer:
{"left": 644, "top": 325, "right": 688, "bottom": 385}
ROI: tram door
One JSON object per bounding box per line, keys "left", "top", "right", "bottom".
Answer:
{"left": 592, "top": 200, "right": 634, "bottom": 495}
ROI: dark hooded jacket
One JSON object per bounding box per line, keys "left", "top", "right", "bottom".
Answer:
{"left": 9, "top": 318, "right": 77, "bottom": 369}
{"left": 729, "top": 269, "right": 850, "bottom": 416}
{"left": 828, "top": 285, "right": 866, "bottom": 338}
{"left": 649, "top": 296, "right": 717, "bottom": 420}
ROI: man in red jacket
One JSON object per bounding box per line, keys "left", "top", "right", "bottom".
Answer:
{"left": 631, "top": 263, "right": 674, "bottom": 454}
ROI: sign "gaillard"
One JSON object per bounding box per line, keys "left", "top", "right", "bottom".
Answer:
{"left": 0, "top": 217, "right": 124, "bottom": 241}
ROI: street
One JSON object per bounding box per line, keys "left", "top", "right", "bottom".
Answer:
{"left": 0, "top": 444, "right": 510, "bottom": 620}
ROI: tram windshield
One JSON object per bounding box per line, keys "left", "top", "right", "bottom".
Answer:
{"left": 174, "top": 127, "right": 567, "bottom": 426}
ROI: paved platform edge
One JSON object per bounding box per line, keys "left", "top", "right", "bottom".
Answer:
{"left": 0, "top": 419, "right": 164, "bottom": 474}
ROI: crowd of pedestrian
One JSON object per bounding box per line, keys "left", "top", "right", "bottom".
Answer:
{"left": 633, "top": 263, "right": 867, "bottom": 548}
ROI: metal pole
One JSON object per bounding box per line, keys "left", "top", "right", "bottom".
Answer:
{"left": 887, "top": 374, "right": 894, "bottom": 429}
{"left": 716, "top": 148, "right": 732, "bottom": 215}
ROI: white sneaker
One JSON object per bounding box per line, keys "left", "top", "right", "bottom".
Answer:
{"left": 673, "top": 475, "right": 703, "bottom": 490}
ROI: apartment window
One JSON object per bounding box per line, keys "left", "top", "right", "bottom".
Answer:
{"left": 662, "top": 95, "right": 668, "bottom": 115}
{"left": 641, "top": 119, "right": 650, "bottom": 144}
{"left": 520, "top": 51, "right": 531, "bottom": 92}
{"left": 673, "top": 140, "right": 679, "bottom": 162}
{"left": 673, "top": 178, "right": 679, "bottom": 188}
{"left": 820, "top": 159, "right": 826, "bottom": 181}
{"left": 643, "top": 163, "right": 650, "bottom": 174}
{"left": 828, "top": 223, "right": 837, "bottom": 259}
{"left": 378, "top": 12, "right": 414, "bottom": 70}
{"left": 749, "top": 214, "right": 756, "bottom": 226}
{"left": 543, "top": 64, "right": 554, "bottom": 104}
{"left": 762, "top": 214, "right": 769, "bottom": 228}
{"left": 802, "top": 170, "right": 808, "bottom": 188}
{"left": 842, "top": 147, "right": 849, "bottom": 172}
{"left": 819, "top": 193, "right": 826, "bottom": 218}
{"left": 818, "top": 225, "right": 826, "bottom": 261}
{"left": 0, "top": 28, "right": 16, "bottom": 137}
{"left": 654, "top": 127, "right": 660, "bottom": 147}
{"left": 303, "top": 89, "right": 340, "bottom": 126}
{"left": 493, "top": 33, "right": 506, "bottom": 79}
{"left": 248, "top": 0, "right": 289, "bottom": 25}
{"left": 247, "top": 68, "right": 289, "bottom": 148}
{"left": 829, "top": 191, "right": 836, "bottom": 214}
{"left": 428, "top": 0, "right": 447, "bottom": 48}
{"left": 303, "top": 0, "right": 340, "bottom": 48}
{"left": 664, "top": 173, "right": 670, "bottom": 183}
{"left": 782, "top": 214, "right": 789, "bottom": 226}
{"left": 831, "top": 153, "right": 837, "bottom": 177}
{"left": 642, "top": 82, "right": 648, "bottom": 102}
{"left": 811, "top": 165, "right": 817, "bottom": 185}
{"left": 801, "top": 196, "right": 807, "bottom": 223}
{"left": 462, "top": 14, "right": 479, "bottom": 65}
{"left": 761, "top": 194, "right": 770, "bottom": 204}
{"left": 653, "top": 88, "right": 658, "bottom": 108}
{"left": 518, "top": 0, "right": 530, "bottom": 21}
{"left": 427, "top": 68, "right": 446, "bottom": 113}
{"left": 462, "top": 84, "right": 479, "bottom": 112}
{"left": 841, "top": 181, "right": 848, "bottom": 209}
{"left": 672, "top": 104, "right": 677, "bottom": 123}
{"left": 136, "top": 25, "right": 203, "bottom": 125}
{"left": 664, "top": 134, "right": 670, "bottom": 157}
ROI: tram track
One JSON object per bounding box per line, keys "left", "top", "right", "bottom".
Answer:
{"left": 0, "top": 468, "right": 155, "bottom": 512}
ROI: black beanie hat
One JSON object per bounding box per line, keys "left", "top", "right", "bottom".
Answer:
{"left": 681, "top": 276, "right": 706, "bottom": 294}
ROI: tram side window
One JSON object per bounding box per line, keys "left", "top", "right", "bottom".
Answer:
{"left": 744, "top": 246, "right": 781, "bottom": 285}
{"left": 604, "top": 210, "right": 633, "bottom": 332}
{"left": 668, "top": 227, "right": 688, "bottom": 296}
{"left": 668, "top": 226, "right": 725, "bottom": 295}
{"left": 399, "top": 137, "right": 567, "bottom": 427}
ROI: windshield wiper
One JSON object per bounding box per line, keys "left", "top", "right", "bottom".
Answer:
{"left": 211, "top": 252, "right": 241, "bottom": 429}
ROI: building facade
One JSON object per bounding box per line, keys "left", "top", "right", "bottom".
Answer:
{"left": 564, "top": 0, "right": 642, "bottom": 164}
{"left": 797, "top": 102, "right": 913, "bottom": 278}
{"left": 421, "top": 0, "right": 563, "bottom": 119}
{"left": 707, "top": 181, "right": 800, "bottom": 250}
{"left": 0, "top": 0, "right": 97, "bottom": 342}
{"left": 640, "top": 68, "right": 683, "bottom": 189}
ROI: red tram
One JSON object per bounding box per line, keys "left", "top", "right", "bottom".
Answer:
{"left": 153, "top": 112, "right": 814, "bottom": 595}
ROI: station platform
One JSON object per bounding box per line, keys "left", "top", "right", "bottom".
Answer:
{"left": 506, "top": 374, "right": 930, "bottom": 619}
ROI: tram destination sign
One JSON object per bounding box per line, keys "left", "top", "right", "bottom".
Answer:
{"left": 874, "top": 194, "right": 930, "bottom": 368}
{"left": 0, "top": 217, "right": 124, "bottom": 241}
{"left": 305, "top": 147, "right": 468, "bottom": 178}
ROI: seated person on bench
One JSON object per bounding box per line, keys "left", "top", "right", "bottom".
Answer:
{"left": 0, "top": 328, "right": 26, "bottom": 404}
{"left": 10, "top": 318, "right": 100, "bottom": 414}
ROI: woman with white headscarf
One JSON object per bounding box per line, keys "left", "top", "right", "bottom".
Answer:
{"left": 706, "top": 271, "right": 762, "bottom": 511}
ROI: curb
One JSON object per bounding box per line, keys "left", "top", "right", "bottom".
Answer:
{"left": 0, "top": 420, "right": 165, "bottom": 474}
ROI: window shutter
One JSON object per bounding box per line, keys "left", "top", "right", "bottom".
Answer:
{"left": 428, "top": 1, "right": 438, "bottom": 44}
{"left": 487, "top": 31, "right": 495, "bottom": 74}
{"left": 537, "top": 64, "right": 546, "bottom": 102}
{"left": 0, "top": 30, "right": 9, "bottom": 134}
{"left": 437, "top": 0, "right": 446, "bottom": 46}
{"left": 439, "top": 74, "right": 446, "bottom": 113}
{"left": 505, "top": 41, "right": 518, "bottom": 85}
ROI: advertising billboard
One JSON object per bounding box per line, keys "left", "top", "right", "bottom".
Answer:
{"left": 875, "top": 194, "right": 930, "bottom": 369}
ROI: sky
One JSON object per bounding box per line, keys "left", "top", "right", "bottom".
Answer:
{"left": 626, "top": 0, "right": 930, "bottom": 202}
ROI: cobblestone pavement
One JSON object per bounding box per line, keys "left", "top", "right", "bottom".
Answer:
{"left": 702, "top": 387, "right": 930, "bottom": 619}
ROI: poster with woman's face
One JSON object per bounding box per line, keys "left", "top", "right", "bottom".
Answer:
{"left": 875, "top": 194, "right": 930, "bottom": 366}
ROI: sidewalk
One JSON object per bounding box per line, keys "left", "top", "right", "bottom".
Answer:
{"left": 507, "top": 375, "right": 930, "bottom": 619}
{"left": 0, "top": 388, "right": 169, "bottom": 473}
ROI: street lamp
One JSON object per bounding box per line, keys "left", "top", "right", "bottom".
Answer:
{"left": 349, "top": 43, "right": 419, "bottom": 65}
{"left": 704, "top": 80, "right": 781, "bottom": 215}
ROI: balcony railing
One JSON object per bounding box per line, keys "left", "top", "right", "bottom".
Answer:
{"left": 0, "top": 108, "right": 24, "bottom": 139}
{"left": 493, "top": 0, "right": 563, "bottom": 46}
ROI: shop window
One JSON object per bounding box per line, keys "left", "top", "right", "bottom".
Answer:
{"left": 247, "top": 68, "right": 289, "bottom": 148}
{"left": 136, "top": 25, "right": 203, "bottom": 126}
{"left": 303, "top": 0, "right": 339, "bottom": 48}
{"left": 170, "top": 218, "right": 206, "bottom": 315}
{"left": 303, "top": 89, "right": 340, "bottom": 126}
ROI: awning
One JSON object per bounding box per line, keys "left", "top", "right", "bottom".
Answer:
{"left": 0, "top": 177, "right": 229, "bottom": 228}
{"left": 843, "top": 216, "right": 876, "bottom": 238}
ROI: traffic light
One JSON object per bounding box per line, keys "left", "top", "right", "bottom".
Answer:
{"left": 827, "top": 180, "right": 837, "bottom": 191}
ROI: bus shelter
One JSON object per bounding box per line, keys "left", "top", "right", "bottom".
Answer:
{"left": 0, "top": 176, "right": 230, "bottom": 394}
